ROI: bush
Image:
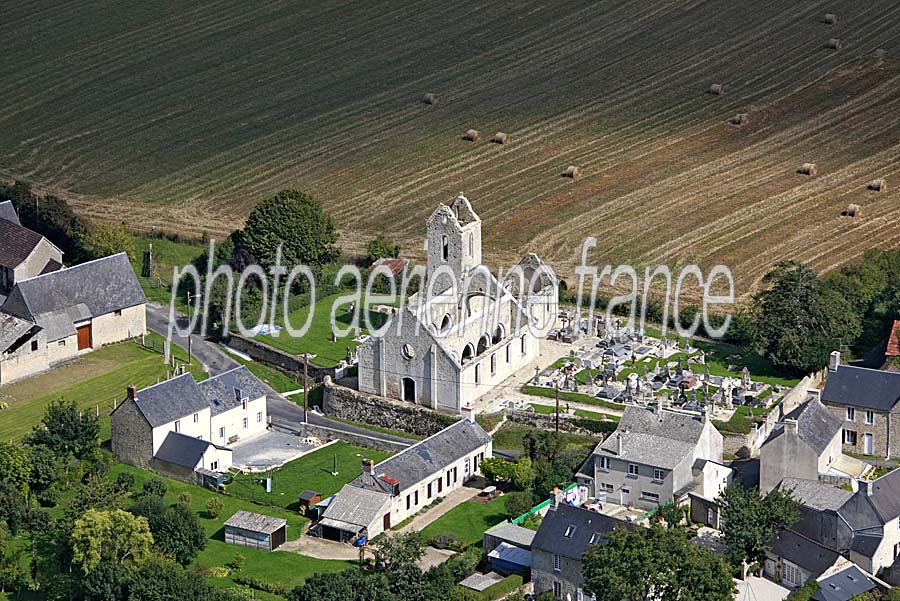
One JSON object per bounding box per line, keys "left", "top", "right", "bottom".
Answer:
{"left": 114, "top": 471, "right": 135, "bottom": 493}
{"left": 226, "top": 553, "right": 245, "bottom": 572}
{"left": 208, "top": 566, "right": 231, "bottom": 578}
{"left": 233, "top": 575, "right": 291, "bottom": 597}
{"left": 432, "top": 532, "right": 462, "bottom": 551}
{"left": 205, "top": 497, "right": 224, "bottom": 519}
{"left": 142, "top": 478, "right": 167, "bottom": 498}
{"left": 177, "top": 492, "right": 192, "bottom": 506}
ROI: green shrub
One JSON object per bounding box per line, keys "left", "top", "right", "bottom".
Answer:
{"left": 177, "top": 492, "right": 192, "bottom": 506}
{"left": 142, "top": 478, "right": 167, "bottom": 498}
{"left": 432, "top": 532, "right": 462, "bottom": 551}
{"left": 233, "top": 575, "right": 291, "bottom": 597}
{"left": 205, "top": 497, "right": 224, "bottom": 519}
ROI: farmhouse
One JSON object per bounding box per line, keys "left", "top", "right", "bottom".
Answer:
{"left": 224, "top": 511, "right": 287, "bottom": 552}
{"left": 0, "top": 200, "right": 63, "bottom": 295}
{"left": 0, "top": 253, "right": 146, "bottom": 386}
{"left": 820, "top": 352, "right": 900, "bottom": 459}
{"left": 311, "top": 408, "right": 492, "bottom": 542}
{"left": 111, "top": 365, "right": 268, "bottom": 480}
{"left": 531, "top": 496, "right": 629, "bottom": 601}
{"left": 356, "top": 193, "right": 557, "bottom": 412}
{"left": 576, "top": 402, "right": 729, "bottom": 511}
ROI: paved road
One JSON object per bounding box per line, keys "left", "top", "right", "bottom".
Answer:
{"left": 145, "top": 303, "right": 239, "bottom": 374}
{"left": 144, "top": 303, "right": 415, "bottom": 447}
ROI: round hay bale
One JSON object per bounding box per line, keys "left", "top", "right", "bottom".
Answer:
{"left": 463, "top": 129, "right": 480, "bottom": 142}
{"left": 827, "top": 38, "right": 843, "bottom": 50}
{"left": 422, "top": 93, "right": 438, "bottom": 105}
{"left": 846, "top": 203, "right": 861, "bottom": 217}
{"left": 868, "top": 178, "right": 887, "bottom": 192}
{"left": 731, "top": 113, "right": 749, "bottom": 126}
{"left": 565, "top": 165, "right": 581, "bottom": 179}
{"left": 709, "top": 83, "right": 726, "bottom": 95}
{"left": 492, "top": 132, "right": 509, "bottom": 145}
{"left": 799, "top": 163, "right": 818, "bottom": 176}
{"left": 824, "top": 13, "right": 838, "bottom": 25}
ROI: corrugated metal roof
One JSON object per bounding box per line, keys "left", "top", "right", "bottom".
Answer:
{"left": 225, "top": 510, "right": 286, "bottom": 534}
{"left": 318, "top": 486, "right": 391, "bottom": 530}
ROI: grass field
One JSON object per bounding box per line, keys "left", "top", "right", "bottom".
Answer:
{"left": 420, "top": 497, "right": 513, "bottom": 548}
{"left": 3, "top": 1, "right": 900, "bottom": 298}
{"left": 491, "top": 423, "right": 598, "bottom": 454}
{"left": 128, "top": 233, "right": 206, "bottom": 309}
{"left": 227, "top": 442, "right": 393, "bottom": 509}
{"left": 0, "top": 333, "right": 204, "bottom": 443}
{"left": 108, "top": 462, "right": 354, "bottom": 594}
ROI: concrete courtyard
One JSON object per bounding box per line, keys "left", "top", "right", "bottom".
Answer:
{"left": 231, "top": 430, "right": 322, "bottom": 471}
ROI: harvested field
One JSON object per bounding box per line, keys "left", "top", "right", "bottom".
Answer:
{"left": 2, "top": 1, "right": 900, "bottom": 299}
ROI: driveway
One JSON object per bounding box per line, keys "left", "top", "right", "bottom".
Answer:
{"left": 231, "top": 430, "right": 322, "bottom": 471}
{"left": 146, "top": 303, "right": 238, "bottom": 375}
{"left": 395, "top": 485, "right": 480, "bottom": 535}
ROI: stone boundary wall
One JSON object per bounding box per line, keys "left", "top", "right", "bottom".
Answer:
{"left": 227, "top": 333, "right": 334, "bottom": 379}
{"left": 507, "top": 409, "right": 600, "bottom": 436}
{"left": 323, "top": 379, "right": 457, "bottom": 438}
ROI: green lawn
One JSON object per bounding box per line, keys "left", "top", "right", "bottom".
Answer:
{"left": 108, "top": 463, "right": 354, "bottom": 593}
{"left": 713, "top": 405, "right": 770, "bottom": 435}
{"left": 420, "top": 497, "right": 513, "bottom": 548}
{"left": 0, "top": 332, "right": 204, "bottom": 443}
{"left": 256, "top": 293, "right": 389, "bottom": 367}
{"left": 491, "top": 423, "right": 598, "bottom": 454}
{"left": 129, "top": 233, "right": 205, "bottom": 312}
{"left": 521, "top": 384, "right": 624, "bottom": 412}
{"left": 227, "top": 442, "right": 393, "bottom": 509}
{"left": 529, "top": 403, "right": 618, "bottom": 422}
{"left": 230, "top": 353, "right": 300, "bottom": 394}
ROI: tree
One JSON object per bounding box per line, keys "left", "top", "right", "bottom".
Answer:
{"left": 480, "top": 457, "right": 515, "bottom": 485}
{"left": 288, "top": 570, "right": 395, "bottom": 601}
{"left": 372, "top": 531, "right": 424, "bottom": 572}
{"left": 504, "top": 490, "right": 536, "bottom": 518}
{"left": 0, "top": 442, "right": 31, "bottom": 494}
{"left": 0, "top": 526, "right": 29, "bottom": 593}
{"left": 205, "top": 497, "right": 224, "bottom": 519}
{"left": 26, "top": 400, "right": 99, "bottom": 460}
{"left": 718, "top": 485, "right": 800, "bottom": 565}
{"left": 0, "top": 482, "right": 28, "bottom": 536}
{"left": 751, "top": 261, "right": 861, "bottom": 374}
{"left": 27, "top": 444, "right": 60, "bottom": 503}
{"left": 154, "top": 503, "right": 206, "bottom": 566}
{"left": 365, "top": 235, "right": 400, "bottom": 265}
{"left": 78, "top": 560, "right": 128, "bottom": 601}
{"left": 581, "top": 524, "right": 734, "bottom": 601}
{"left": 241, "top": 190, "right": 340, "bottom": 268}
{"left": 114, "top": 471, "right": 135, "bottom": 494}
{"left": 70, "top": 509, "right": 153, "bottom": 574}
{"left": 81, "top": 221, "right": 136, "bottom": 260}
{"left": 127, "top": 556, "right": 214, "bottom": 601}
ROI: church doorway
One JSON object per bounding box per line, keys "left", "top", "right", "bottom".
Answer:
{"left": 401, "top": 377, "right": 416, "bottom": 403}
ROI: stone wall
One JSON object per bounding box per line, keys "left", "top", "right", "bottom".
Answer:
{"left": 110, "top": 398, "right": 153, "bottom": 469}
{"left": 227, "top": 333, "right": 333, "bottom": 379}
{"left": 506, "top": 409, "right": 602, "bottom": 436}
{"left": 323, "top": 378, "right": 457, "bottom": 437}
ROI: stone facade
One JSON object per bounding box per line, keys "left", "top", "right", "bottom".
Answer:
{"left": 323, "top": 378, "right": 456, "bottom": 437}
{"left": 357, "top": 194, "right": 556, "bottom": 413}
{"left": 759, "top": 421, "right": 842, "bottom": 494}
{"left": 532, "top": 548, "right": 584, "bottom": 601}
{"left": 110, "top": 397, "right": 154, "bottom": 469}
{"left": 1, "top": 237, "right": 62, "bottom": 293}
{"left": 89, "top": 304, "right": 146, "bottom": 347}
{"left": 825, "top": 403, "right": 899, "bottom": 459}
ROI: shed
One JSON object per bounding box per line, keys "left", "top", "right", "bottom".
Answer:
{"left": 224, "top": 510, "right": 287, "bottom": 551}
{"left": 298, "top": 490, "right": 323, "bottom": 516}
{"left": 488, "top": 542, "right": 532, "bottom": 575}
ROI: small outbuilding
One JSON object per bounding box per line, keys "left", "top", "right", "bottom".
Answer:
{"left": 224, "top": 510, "right": 287, "bottom": 552}
{"left": 298, "top": 490, "right": 323, "bottom": 516}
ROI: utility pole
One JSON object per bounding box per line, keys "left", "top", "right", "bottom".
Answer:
{"left": 186, "top": 291, "right": 202, "bottom": 366}
{"left": 303, "top": 354, "right": 309, "bottom": 423}
{"left": 555, "top": 382, "right": 560, "bottom": 433}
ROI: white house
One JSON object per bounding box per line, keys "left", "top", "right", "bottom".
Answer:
{"left": 357, "top": 193, "right": 557, "bottom": 412}
{"left": 111, "top": 365, "right": 268, "bottom": 480}
{"left": 312, "top": 407, "right": 492, "bottom": 542}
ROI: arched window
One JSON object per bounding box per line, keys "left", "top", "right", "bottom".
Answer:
{"left": 491, "top": 324, "right": 505, "bottom": 345}
{"left": 441, "top": 235, "right": 449, "bottom": 261}
{"left": 439, "top": 314, "right": 453, "bottom": 335}
{"left": 477, "top": 335, "right": 490, "bottom": 355}
{"left": 461, "top": 344, "right": 474, "bottom": 364}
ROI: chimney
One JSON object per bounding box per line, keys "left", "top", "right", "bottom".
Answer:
{"left": 461, "top": 403, "right": 476, "bottom": 424}
{"left": 829, "top": 350, "right": 841, "bottom": 372}
{"left": 858, "top": 479, "right": 872, "bottom": 497}
{"left": 361, "top": 459, "right": 375, "bottom": 475}
{"left": 616, "top": 432, "right": 623, "bottom": 456}
{"left": 548, "top": 486, "right": 562, "bottom": 511}
{"left": 127, "top": 385, "right": 137, "bottom": 401}
{"left": 783, "top": 419, "right": 799, "bottom": 435}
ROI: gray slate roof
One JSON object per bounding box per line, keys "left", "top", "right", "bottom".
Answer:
{"left": 766, "top": 399, "right": 841, "bottom": 456}
{"left": 812, "top": 564, "right": 876, "bottom": 601}
{"left": 319, "top": 485, "right": 391, "bottom": 530}
{"left": 485, "top": 522, "right": 536, "bottom": 548}
{"left": 865, "top": 467, "right": 900, "bottom": 522}
{"left": 821, "top": 365, "right": 900, "bottom": 411}
{"left": 351, "top": 418, "right": 492, "bottom": 492}
{"left": 0, "top": 311, "right": 37, "bottom": 352}
{"left": 594, "top": 406, "right": 705, "bottom": 469}
{"left": 225, "top": 510, "right": 286, "bottom": 534}
{"left": 769, "top": 529, "right": 840, "bottom": 577}
{"left": 0, "top": 201, "right": 21, "bottom": 225}
{"left": 779, "top": 478, "right": 852, "bottom": 512}
{"left": 198, "top": 366, "right": 268, "bottom": 416}
{"left": 154, "top": 431, "right": 217, "bottom": 468}
{"left": 131, "top": 373, "right": 209, "bottom": 427}
{"left": 532, "top": 504, "right": 628, "bottom": 560}
{"left": 0, "top": 218, "right": 45, "bottom": 269}
{"left": 34, "top": 309, "right": 77, "bottom": 342}
{"left": 2, "top": 253, "right": 145, "bottom": 321}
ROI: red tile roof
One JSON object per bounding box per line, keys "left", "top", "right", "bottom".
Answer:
{"left": 887, "top": 320, "right": 900, "bottom": 357}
